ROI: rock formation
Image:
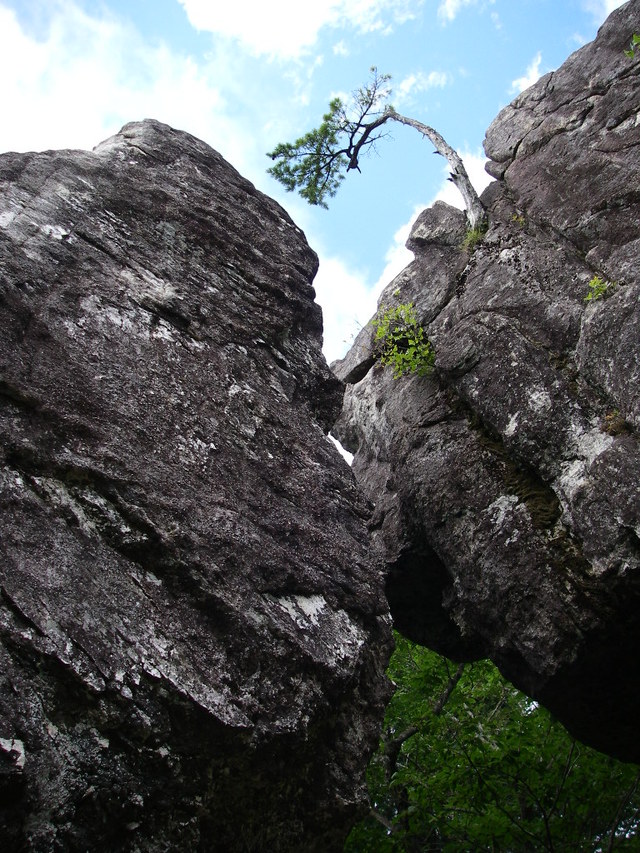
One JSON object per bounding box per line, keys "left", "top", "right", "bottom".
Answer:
{"left": 334, "top": 0, "right": 640, "bottom": 762}
{"left": 0, "top": 120, "right": 392, "bottom": 851}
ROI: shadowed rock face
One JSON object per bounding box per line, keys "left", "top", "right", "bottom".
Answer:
{"left": 334, "top": 1, "right": 640, "bottom": 762}
{"left": 0, "top": 120, "right": 392, "bottom": 851}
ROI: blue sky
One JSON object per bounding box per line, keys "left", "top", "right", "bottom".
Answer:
{"left": 0, "top": 0, "right": 627, "bottom": 360}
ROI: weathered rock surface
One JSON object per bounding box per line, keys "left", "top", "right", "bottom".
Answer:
{"left": 0, "top": 119, "right": 392, "bottom": 851}
{"left": 334, "top": 1, "right": 640, "bottom": 762}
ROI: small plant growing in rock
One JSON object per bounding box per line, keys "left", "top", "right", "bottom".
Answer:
{"left": 371, "top": 303, "right": 434, "bottom": 379}
{"left": 601, "top": 409, "right": 629, "bottom": 436}
{"left": 625, "top": 33, "right": 640, "bottom": 58}
{"left": 511, "top": 212, "right": 526, "bottom": 227}
{"left": 584, "top": 275, "right": 616, "bottom": 302}
{"left": 461, "top": 221, "right": 488, "bottom": 253}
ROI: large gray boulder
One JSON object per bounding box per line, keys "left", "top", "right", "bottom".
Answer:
{"left": 334, "top": 1, "right": 640, "bottom": 762}
{"left": 0, "top": 120, "right": 392, "bottom": 851}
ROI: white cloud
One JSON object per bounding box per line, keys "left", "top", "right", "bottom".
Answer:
{"left": 313, "top": 212, "right": 421, "bottom": 362}
{"left": 395, "top": 70, "right": 451, "bottom": 105}
{"left": 313, "top": 254, "right": 379, "bottom": 363}
{"left": 510, "top": 52, "right": 543, "bottom": 95}
{"left": 0, "top": 2, "right": 259, "bottom": 178}
{"left": 176, "top": 0, "right": 421, "bottom": 59}
{"left": 581, "top": 0, "right": 627, "bottom": 24}
{"left": 376, "top": 209, "right": 424, "bottom": 287}
{"left": 438, "top": 0, "right": 468, "bottom": 21}
{"left": 437, "top": 0, "right": 494, "bottom": 24}
{"left": 604, "top": 0, "right": 628, "bottom": 10}
{"left": 369, "top": 151, "right": 494, "bottom": 295}
{"left": 328, "top": 434, "right": 354, "bottom": 464}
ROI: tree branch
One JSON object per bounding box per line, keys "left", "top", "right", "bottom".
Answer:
{"left": 605, "top": 769, "right": 640, "bottom": 853}
{"left": 547, "top": 741, "right": 576, "bottom": 820}
{"left": 382, "top": 661, "right": 465, "bottom": 782}
{"left": 451, "top": 728, "right": 548, "bottom": 849}
{"left": 345, "top": 114, "right": 391, "bottom": 171}
{"left": 434, "top": 662, "right": 465, "bottom": 715}
{"left": 387, "top": 110, "right": 486, "bottom": 229}
{"left": 369, "top": 806, "right": 396, "bottom": 834}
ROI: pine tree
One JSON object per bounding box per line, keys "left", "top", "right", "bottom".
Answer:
{"left": 267, "top": 68, "right": 486, "bottom": 228}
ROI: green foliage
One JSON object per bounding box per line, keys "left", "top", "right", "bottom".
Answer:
{"left": 267, "top": 98, "right": 348, "bottom": 208}
{"left": 371, "top": 303, "right": 434, "bottom": 379}
{"left": 267, "top": 68, "right": 392, "bottom": 208}
{"left": 585, "top": 274, "right": 616, "bottom": 302}
{"left": 461, "top": 221, "right": 488, "bottom": 252}
{"left": 346, "top": 635, "right": 640, "bottom": 853}
{"left": 625, "top": 33, "right": 640, "bottom": 58}
{"left": 511, "top": 212, "right": 526, "bottom": 227}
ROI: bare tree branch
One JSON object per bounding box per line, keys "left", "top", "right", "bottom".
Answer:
{"left": 386, "top": 110, "right": 486, "bottom": 229}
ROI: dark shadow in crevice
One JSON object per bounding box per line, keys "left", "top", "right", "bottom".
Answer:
{"left": 385, "top": 541, "right": 486, "bottom": 664}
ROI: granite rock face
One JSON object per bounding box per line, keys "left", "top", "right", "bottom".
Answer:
{"left": 334, "top": 1, "right": 640, "bottom": 762}
{"left": 0, "top": 120, "right": 392, "bottom": 851}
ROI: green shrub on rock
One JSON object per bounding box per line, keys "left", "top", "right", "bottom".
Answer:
{"left": 625, "top": 32, "right": 640, "bottom": 58}
{"left": 584, "top": 275, "right": 616, "bottom": 302}
{"left": 371, "top": 303, "right": 434, "bottom": 379}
